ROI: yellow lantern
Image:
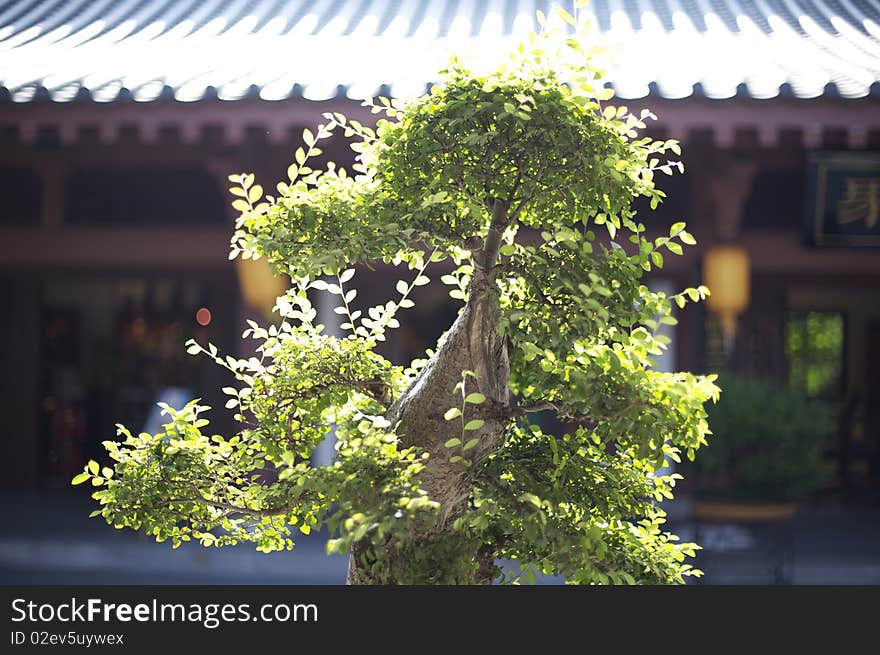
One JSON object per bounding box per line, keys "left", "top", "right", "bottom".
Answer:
{"left": 235, "top": 256, "right": 288, "bottom": 319}
{"left": 703, "top": 244, "right": 750, "bottom": 352}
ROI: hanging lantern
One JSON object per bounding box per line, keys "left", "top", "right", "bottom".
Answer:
{"left": 703, "top": 244, "right": 750, "bottom": 353}
{"left": 235, "top": 256, "right": 288, "bottom": 318}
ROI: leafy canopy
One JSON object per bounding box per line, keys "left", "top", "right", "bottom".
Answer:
{"left": 75, "top": 3, "right": 719, "bottom": 584}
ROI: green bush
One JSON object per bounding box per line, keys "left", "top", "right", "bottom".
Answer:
{"left": 695, "top": 376, "right": 831, "bottom": 502}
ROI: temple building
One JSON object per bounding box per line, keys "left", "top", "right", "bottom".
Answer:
{"left": 1, "top": 0, "right": 878, "bottom": 500}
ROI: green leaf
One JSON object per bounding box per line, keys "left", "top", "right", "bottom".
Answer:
{"left": 87, "top": 460, "right": 99, "bottom": 475}
{"left": 71, "top": 473, "right": 90, "bottom": 486}
{"left": 559, "top": 9, "right": 576, "bottom": 26}
{"left": 444, "top": 407, "right": 462, "bottom": 421}
{"left": 465, "top": 392, "right": 486, "bottom": 404}
{"left": 231, "top": 199, "right": 250, "bottom": 212}
{"left": 247, "top": 185, "right": 263, "bottom": 204}
{"left": 463, "top": 438, "right": 479, "bottom": 451}
{"left": 519, "top": 493, "right": 542, "bottom": 508}
{"left": 444, "top": 438, "right": 461, "bottom": 448}
{"left": 464, "top": 419, "right": 485, "bottom": 431}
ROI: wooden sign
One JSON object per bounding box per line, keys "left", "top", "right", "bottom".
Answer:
{"left": 807, "top": 152, "right": 880, "bottom": 246}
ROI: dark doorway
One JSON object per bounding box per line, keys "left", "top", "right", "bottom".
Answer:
{"left": 36, "top": 274, "right": 239, "bottom": 488}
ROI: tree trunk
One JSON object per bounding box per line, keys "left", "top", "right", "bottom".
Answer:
{"left": 346, "top": 265, "right": 510, "bottom": 583}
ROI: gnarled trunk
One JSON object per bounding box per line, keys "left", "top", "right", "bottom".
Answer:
{"left": 347, "top": 246, "right": 510, "bottom": 583}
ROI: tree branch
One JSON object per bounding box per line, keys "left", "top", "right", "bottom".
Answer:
{"left": 160, "top": 490, "right": 299, "bottom": 519}
{"left": 479, "top": 199, "right": 510, "bottom": 270}
{"left": 512, "top": 400, "right": 559, "bottom": 416}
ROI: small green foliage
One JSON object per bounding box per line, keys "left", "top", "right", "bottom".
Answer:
{"left": 467, "top": 424, "right": 703, "bottom": 584}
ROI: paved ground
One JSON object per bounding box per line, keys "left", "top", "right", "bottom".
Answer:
{"left": 0, "top": 491, "right": 348, "bottom": 585}
{"left": 1, "top": 491, "right": 878, "bottom": 585}
{"left": 667, "top": 498, "right": 880, "bottom": 584}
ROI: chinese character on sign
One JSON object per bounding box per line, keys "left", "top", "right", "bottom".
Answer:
{"left": 836, "top": 177, "right": 880, "bottom": 229}
{"left": 808, "top": 153, "right": 880, "bottom": 245}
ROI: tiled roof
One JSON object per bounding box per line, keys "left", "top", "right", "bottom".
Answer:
{"left": 1, "top": 0, "right": 879, "bottom": 103}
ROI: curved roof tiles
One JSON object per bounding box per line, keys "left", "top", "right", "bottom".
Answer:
{"left": 1, "top": 0, "right": 878, "bottom": 103}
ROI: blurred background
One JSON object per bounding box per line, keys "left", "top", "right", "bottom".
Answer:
{"left": 0, "top": 0, "right": 878, "bottom": 585}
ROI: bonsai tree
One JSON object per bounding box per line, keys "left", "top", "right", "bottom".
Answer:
{"left": 693, "top": 375, "right": 831, "bottom": 503}
{"left": 73, "top": 5, "right": 719, "bottom": 584}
